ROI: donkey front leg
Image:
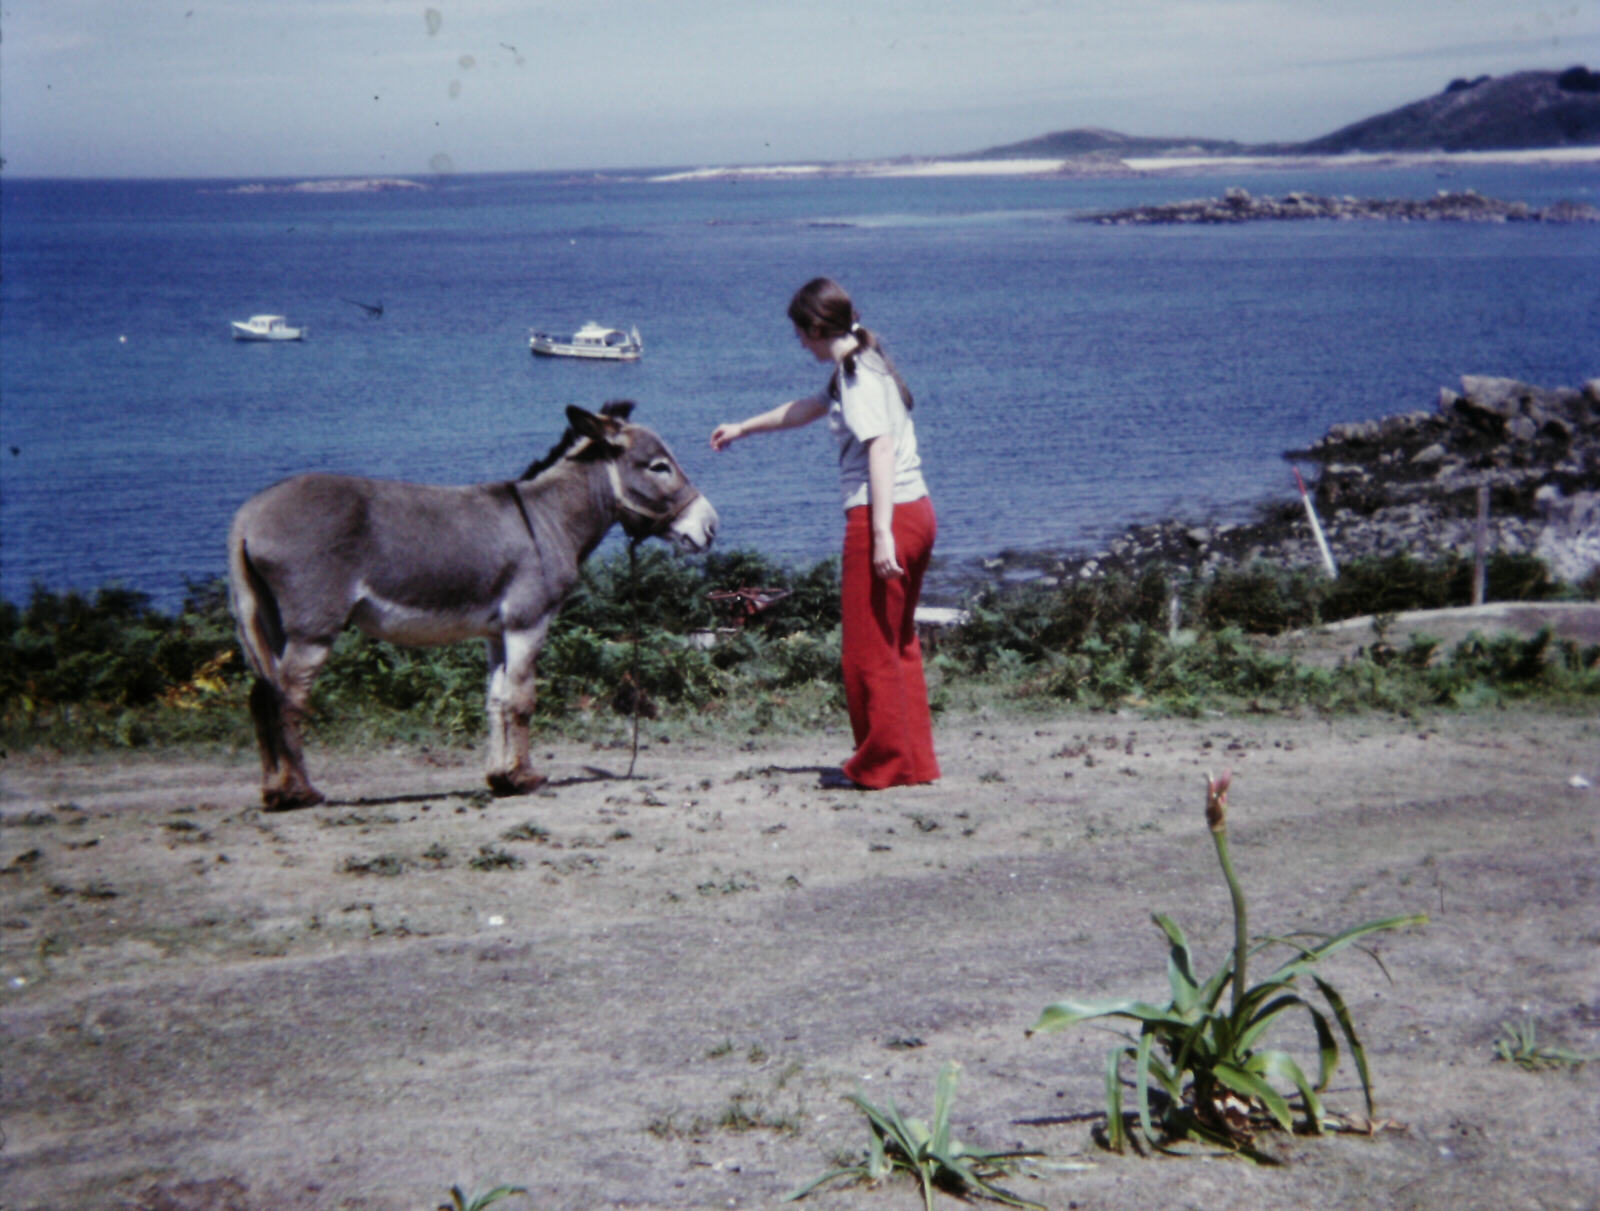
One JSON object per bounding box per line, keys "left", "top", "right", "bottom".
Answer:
{"left": 485, "top": 624, "right": 550, "bottom": 796}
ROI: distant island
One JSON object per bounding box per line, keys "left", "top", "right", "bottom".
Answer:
{"left": 223, "top": 177, "right": 426, "bottom": 195}
{"left": 653, "top": 68, "right": 1600, "bottom": 183}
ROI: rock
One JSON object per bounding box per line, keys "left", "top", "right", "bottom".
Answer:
{"left": 1540, "top": 415, "right": 1575, "bottom": 444}
{"left": 1534, "top": 487, "right": 1600, "bottom": 584}
{"left": 1460, "top": 374, "right": 1527, "bottom": 417}
{"left": 1411, "top": 443, "right": 1448, "bottom": 465}
{"left": 1507, "top": 415, "right": 1539, "bottom": 443}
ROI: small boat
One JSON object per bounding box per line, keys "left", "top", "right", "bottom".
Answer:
{"left": 232, "top": 315, "right": 306, "bottom": 342}
{"left": 529, "top": 321, "right": 641, "bottom": 361}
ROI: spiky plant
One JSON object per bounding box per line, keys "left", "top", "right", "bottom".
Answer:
{"left": 785, "top": 1062, "right": 1043, "bottom": 1210}
{"left": 1031, "top": 770, "right": 1427, "bottom": 1160}
{"left": 438, "top": 1183, "right": 528, "bottom": 1211}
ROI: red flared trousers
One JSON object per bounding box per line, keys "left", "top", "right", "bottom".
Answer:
{"left": 840, "top": 496, "right": 940, "bottom": 788}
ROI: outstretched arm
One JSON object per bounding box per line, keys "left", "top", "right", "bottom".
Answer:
{"left": 710, "top": 395, "right": 828, "bottom": 451}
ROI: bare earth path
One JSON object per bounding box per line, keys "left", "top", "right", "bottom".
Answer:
{"left": 3, "top": 707, "right": 1597, "bottom": 1211}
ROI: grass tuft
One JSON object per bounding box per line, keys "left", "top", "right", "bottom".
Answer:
{"left": 787, "top": 1062, "right": 1043, "bottom": 1210}
{"left": 1492, "top": 1017, "right": 1594, "bottom": 1071}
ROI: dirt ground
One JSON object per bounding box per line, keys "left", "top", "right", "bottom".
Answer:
{"left": 3, "top": 698, "right": 1597, "bottom": 1211}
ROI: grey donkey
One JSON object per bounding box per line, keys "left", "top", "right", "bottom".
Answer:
{"left": 228, "top": 402, "right": 718, "bottom": 810}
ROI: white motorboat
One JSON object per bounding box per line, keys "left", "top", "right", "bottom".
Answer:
{"left": 529, "top": 321, "right": 641, "bottom": 360}
{"left": 232, "top": 314, "right": 306, "bottom": 341}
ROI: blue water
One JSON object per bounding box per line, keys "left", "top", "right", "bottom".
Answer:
{"left": 3, "top": 163, "right": 1597, "bottom": 609}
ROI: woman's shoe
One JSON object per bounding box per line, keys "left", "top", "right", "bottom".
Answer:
{"left": 818, "top": 767, "right": 865, "bottom": 790}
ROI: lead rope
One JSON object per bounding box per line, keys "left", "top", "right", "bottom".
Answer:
{"left": 626, "top": 536, "right": 642, "bottom": 779}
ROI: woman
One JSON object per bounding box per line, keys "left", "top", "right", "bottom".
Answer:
{"left": 710, "top": 278, "right": 939, "bottom": 789}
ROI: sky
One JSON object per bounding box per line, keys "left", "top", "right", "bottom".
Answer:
{"left": 2, "top": 0, "right": 1597, "bottom": 179}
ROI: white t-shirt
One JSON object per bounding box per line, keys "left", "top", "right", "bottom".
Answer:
{"left": 821, "top": 351, "right": 928, "bottom": 511}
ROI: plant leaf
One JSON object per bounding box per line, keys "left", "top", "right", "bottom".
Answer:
{"left": 1234, "top": 991, "right": 1305, "bottom": 1055}
{"left": 1251, "top": 1049, "right": 1326, "bottom": 1133}
{"left": 1302, "top": 1001, "right": 1340, "bottom": 1090}
{"left": 1104, "top": 1045, "right": 1128, "bottom": 1152}
{"left": 1032, "top": 998, "right": 1191, "bottom": 1034}
{"left": 1195, "top": 956, "right": 1234, "bottom": 1012}
{"left": 782, "top": 1165, "right": 866, "bottom": 1202}
{"left": 1213, "top": 1060, "right": 1294, "bottom": 1132}
{"left": 1154, "top": 913, "right": 1202, "bottom": 1011}
{"left": 931, "top": 1062, "right": 959, "bottom": 1155}
{"left": 1134, "top": 1030, "right": 1162, "bottom": 1147}
{"left": 1313, "top": 974, "right": 1376, "bottom": 1115}
{"left": 867, "top": 1119, "right": 889, "bottom": 1179}
{"left": 1267, "top": 913, "right": 1427, "bottom": 981}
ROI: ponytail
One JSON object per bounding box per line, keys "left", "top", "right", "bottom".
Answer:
{"left": 791, "top": 278, "right": 914, "bottom": 410}
{"left": 841, "top": 324, "right": 914, "bottom": 411}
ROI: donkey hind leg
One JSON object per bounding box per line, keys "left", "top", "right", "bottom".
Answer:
{"left": 485, "top": 624, "right": 550, "bottom": 797}
{"left": 251, "top": 637, "right": 333, "bottom": 811}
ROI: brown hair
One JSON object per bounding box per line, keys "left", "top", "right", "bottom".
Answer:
{"left": 787, "top": 277, "right": 914, "bottom": 410}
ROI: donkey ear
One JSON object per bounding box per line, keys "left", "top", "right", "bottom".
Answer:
{"left": 565, "top": 405, "right": 622, "bottom": 442}
{"left": 599, "top": 399, "right": 636, "bottom": 421}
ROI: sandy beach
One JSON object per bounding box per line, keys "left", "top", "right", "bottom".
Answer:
{"left": 649, "top": 145, "right": 1600, "bottom": 183}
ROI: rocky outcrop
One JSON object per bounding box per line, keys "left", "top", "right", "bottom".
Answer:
{"left": 1290, "top": 375, "right": 1600, "bottom": 509}
{"left": 1086, "top": 187, "right": 1600, "bottom": 225}
{"left": 1225, "top": 376, "right": 1598, "bottom": 583}
{"left": 948, "top": 377, "right": 1600, "bottom": 597}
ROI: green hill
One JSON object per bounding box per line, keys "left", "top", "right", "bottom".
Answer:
{"left": 965, "top": 67, "right": 1600, "bottom": 160}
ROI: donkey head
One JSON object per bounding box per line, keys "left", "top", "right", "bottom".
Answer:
{"left": 565, "top": 404, "right": 719, "bottom": 553}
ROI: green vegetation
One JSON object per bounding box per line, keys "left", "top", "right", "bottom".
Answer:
{"left": 786, "top": 1062, "right": 1043, "bottom": 1210}
{"left": 1030, "top": 771, "right": 1428, "bottom": 1160}
{"left": 437, "top": 1185, "right": 528, "bottom": 1211}
{"left": 2, "top": 548, "right": 1595, "bottom": 754}
{"left": 1492, "top": 1017, "right": 1595, "bottom": 1071}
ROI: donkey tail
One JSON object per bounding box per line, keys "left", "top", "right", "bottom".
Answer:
{"left": 228, "top": 523, "right": 284, "bottom": 685}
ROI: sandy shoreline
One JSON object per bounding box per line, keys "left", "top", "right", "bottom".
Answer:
{"left": 649, "top": 145, "right": 1600, "bottom": 183}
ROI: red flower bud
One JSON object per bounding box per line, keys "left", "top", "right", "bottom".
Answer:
{"left": 1205, "top": 768, "right": 1232, "bottom": 832}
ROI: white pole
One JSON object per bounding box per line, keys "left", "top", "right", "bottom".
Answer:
{"left": 1294, "top": 467, "right": 1339, "bottom": 578}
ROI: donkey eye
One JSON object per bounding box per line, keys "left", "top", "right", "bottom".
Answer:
{"left": 648, "top": 459, "right": 674, "bottom": 475}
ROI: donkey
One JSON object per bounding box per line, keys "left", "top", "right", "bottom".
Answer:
{"left": 228, "top": 403, "right": 718, "bottom": 810}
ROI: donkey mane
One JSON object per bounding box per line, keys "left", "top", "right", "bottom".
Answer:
{"left": 519, "top": 399, "right": 637, "bottom": 480}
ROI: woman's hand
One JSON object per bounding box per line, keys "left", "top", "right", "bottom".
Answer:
{"left": 709, "top": 421, "right": 742, "bottom": 451}
{"left": 873, "top": 528, "right": 904, "bottom": 580}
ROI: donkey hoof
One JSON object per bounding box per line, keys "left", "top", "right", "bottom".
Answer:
{"left": 263, "top": 786, "right": 326, "bottom": 812}
{"left": 487, "top": 769, "right": 547, "bottom": 797}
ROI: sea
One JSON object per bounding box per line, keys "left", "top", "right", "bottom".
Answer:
{"left": 2, "top": 160, "right": 1597, "bottom": 611}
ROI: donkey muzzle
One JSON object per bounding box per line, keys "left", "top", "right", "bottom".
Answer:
{"left": 668, "top": 495, "right": 719, "bottom": 554}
